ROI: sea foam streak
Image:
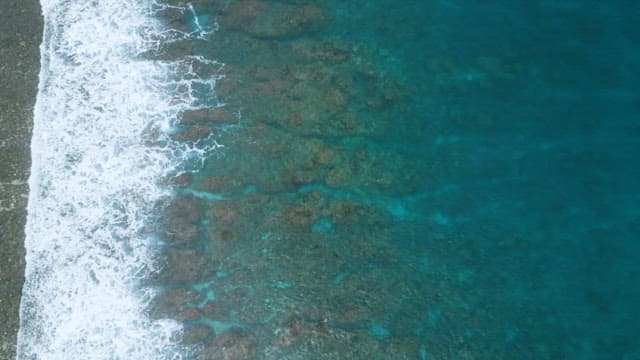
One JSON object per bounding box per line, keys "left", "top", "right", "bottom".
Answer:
{"left": 17, "top": 0, "right": 218, "bottom": 358}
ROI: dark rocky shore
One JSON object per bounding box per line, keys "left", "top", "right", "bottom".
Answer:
{"left": 0, "top": 0, "right": 42, "bottom": 358}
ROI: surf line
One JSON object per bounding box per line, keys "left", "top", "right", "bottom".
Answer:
{"left": 17, "top": 0, "right": 220, "bottom": 358}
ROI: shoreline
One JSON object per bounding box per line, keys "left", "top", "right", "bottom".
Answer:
{"left": 0, "top": 0, "right": 42, "bottom": 358}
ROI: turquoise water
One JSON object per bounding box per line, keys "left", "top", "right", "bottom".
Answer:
{"left": 151, "top": 1, "right": 640, "bottom": 358}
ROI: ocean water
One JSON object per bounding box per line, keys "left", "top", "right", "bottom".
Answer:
{"left": 18, "top": 0, "right": 640, "bottom": 359}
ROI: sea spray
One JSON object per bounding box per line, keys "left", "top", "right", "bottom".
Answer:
{"left": 17, "top": 0, "right": 220, "bottom": 358}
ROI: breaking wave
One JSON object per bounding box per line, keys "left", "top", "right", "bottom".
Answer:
{"left": 17, "top": 0, "right": 220, "bottom": 358}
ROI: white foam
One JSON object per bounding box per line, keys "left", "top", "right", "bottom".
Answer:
{"left": 17, "top": 0, "right": 220, "bottom": 358}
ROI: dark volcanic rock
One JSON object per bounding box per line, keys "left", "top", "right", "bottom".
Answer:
{"left": 0, "top": 0, "right": 42, "bottom": 357}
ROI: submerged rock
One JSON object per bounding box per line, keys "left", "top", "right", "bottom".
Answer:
{"left": 159, "top": 196, "right": 203, "bottom": 246}
{"left": 168, "top": 172, "right": 191, "bottom": 187}
{"left": 149, "top": 287, "right": 199, "bottom": 320}
{"left": 281, "top": 169, "right": 317, "bottom": 187}
{"left": 199, "top": 328, "right": 257, "bottom": 360}
{"left": 181, "top": 108, "right": 236, "bottom": 125}
{"left": 328, "top": 201, "right": 380, "bottom": 226}
{"left": 160, "top": 248, "right": 213, "bottom": 283}
{"left": 171, "top": 124, "right": 212, "bottom": 142}
{"left": 291, "top": 40, "right": 353, "bottom": 64}
{"left": 182, "top": 324, "right": 215, "bottom": 345}
{"left": 197, "top": 175, "right": 225, "bottom": 192}
{"left": 285, "top": 202, "right": 318, "bottom": 229}
{"left": 223, "top": 1, "right": 323, "bottom": 38}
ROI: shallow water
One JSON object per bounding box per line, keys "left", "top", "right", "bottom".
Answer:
{"left": 19, "top": 0, "right": 640, "bottom": 358}
{"left": 158, "top": 1, "right": 640, "bottom": 358}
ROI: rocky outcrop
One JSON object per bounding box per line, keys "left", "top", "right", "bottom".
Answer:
{"left": 0, "top": 0, "right": 42, "bottom": 358}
